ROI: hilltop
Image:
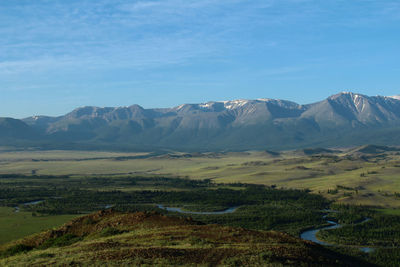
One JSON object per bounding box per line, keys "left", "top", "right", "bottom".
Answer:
{"left": 0, "top": 210, "right": 370, "bottom": 266}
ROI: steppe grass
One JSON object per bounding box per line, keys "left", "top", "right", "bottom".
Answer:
{"left": 0, "top": 207, "right": 79, "bottom": 244}
{"left": 1, "top": 150, "right": 400, "bottom": 207}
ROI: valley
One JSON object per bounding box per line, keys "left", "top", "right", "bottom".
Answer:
{"left": 1, "top": 146, "right": 400, "bottom": 265}
{"left": 1, "top": 145, "right": 400, "bottom": 208}
{"left": 2, "top": 0, "right": 398, "bottom": 265}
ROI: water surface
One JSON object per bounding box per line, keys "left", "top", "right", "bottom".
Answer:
{"left": 300, "top": 213, "right": 374, "bottom": 253}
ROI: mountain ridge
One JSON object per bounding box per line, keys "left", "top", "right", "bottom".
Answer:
{"left": 2, "top": 92, "right": 400, "bottom": 151}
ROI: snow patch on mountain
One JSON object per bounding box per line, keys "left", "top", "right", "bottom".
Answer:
{"left": 222, "top": 100, "right": 250, "bottom": 109}
{"left": 388, "top": 95, "right": 400, "bottom": 100}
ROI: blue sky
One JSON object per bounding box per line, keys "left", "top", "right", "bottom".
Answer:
{"left": 1, "top": 0, "right": 399, "bottom": 118}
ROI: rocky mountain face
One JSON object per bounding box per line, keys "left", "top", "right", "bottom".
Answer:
{"left": 2, "top": 92, "right": 400, "bottom": 151}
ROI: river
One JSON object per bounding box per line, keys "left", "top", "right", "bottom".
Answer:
{"left": 159, "top": 205, "right": 374, "bottom": 253}
{"left": 300, "top": 213, "right": 374, "bottom": 253}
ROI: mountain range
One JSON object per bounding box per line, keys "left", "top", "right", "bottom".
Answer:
{"left": 2, "top": 92, "right": 400, "bottom": 151}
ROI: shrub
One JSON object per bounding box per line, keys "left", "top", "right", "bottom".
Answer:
{"left": 99, "top": 227, "right": 125, "bottom": 237}
{"left": 40, "top": 234, "right": 82, "bottom": 248}
{"left": 1, "top": 244, "right": 33, "bottom": 258}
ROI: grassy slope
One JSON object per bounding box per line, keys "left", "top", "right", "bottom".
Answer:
{"left": 1, "top": 149, "right": 400, "bottom": 207}
{"left": 0, "top": 210, "right": 370, "bottom": 266}
{"left": 0, "top": 207, "right": 78, "bottom": 244}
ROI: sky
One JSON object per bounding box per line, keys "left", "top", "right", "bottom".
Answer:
{"left": 1, "top": 0, "right": 399, "bottom": 118}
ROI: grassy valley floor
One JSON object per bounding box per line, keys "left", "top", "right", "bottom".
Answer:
{"left": 1, "top": 147, "right": 400, "bottom": 265}
{"left": 0, "top": 207, "right": 78, "bottom": 245}
{"left": 1, "top": 146, "right": 400, "bottom": 207}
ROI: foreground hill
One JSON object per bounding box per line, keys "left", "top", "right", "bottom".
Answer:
{"left": 0, "top": 210, "right": 369, "bottom": 266}
{"left": 2, "top": 92, "right": 400, "bottom": 150}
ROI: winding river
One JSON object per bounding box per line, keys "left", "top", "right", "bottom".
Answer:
{"left": 10, "top": 200, "right": 378, "bottom": 253}
{"left": 154, "top": 205, "right": 377, "bottom": 253}
{"left": 7, "top": 199, "right": 382, "bottom": 253}
{"left": 300, "top": 213, "right": 374, "bottom": 253}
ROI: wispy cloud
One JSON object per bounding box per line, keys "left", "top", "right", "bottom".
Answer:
{"left": 0, "top": 0, "right": 399, "bottom": 117}
{"left": 0, "top": 0, "right": 281, "bottom": 75}
{"left": 1, "top": 0, "right": 396, "bottom": 75}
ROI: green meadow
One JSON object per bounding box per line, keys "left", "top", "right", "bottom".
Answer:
{"left": 0, "top": 207, "right": 78, "bottom": 244}
{"left": 1, "top": 148, "right": 400, "bottom": 207}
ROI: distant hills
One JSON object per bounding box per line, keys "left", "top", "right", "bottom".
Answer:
{"left": 3, "top": 92, "right": 400, "bottom": 151}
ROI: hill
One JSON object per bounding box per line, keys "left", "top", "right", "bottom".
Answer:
{"left": 347, "top": 144, "right": 400, "bottom": 155}
{"left": 0, "top": 210, "right": 370, "bottom": 266}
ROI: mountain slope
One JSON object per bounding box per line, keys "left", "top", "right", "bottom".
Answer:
{"left": 302, "top": 93, "right": 400, "bottom": 127}
{"left": 0, "top": 92, "right": 397, "bottom": 150}
{"left": 0, "top": 117, "right": 40, "bottom": 143}
{"left": 0, "top": 210, "right": 371, "bottom": 266}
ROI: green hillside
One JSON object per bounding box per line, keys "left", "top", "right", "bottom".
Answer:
{"left": 0, "top": 210, "right": 369, "bottom": 266}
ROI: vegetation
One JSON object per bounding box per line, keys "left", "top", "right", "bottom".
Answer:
{"left": 316, "top": 206, "right": 400, "bottom": 267}
{"left": 0, "top": 207, "right": 78, "bottom": 245}
{"left": 1, "top": 148, "right": 400, "bottom": 208}
{"left": 327, "top": 204, "right": 375, "bottom": 224}
{"left": 0, "top": 175, "right": 329, "bottom": 236}
{"left": 318, "top": 212, "right": 400, "bottom": 247}
{"left": 1, "top": 148, "right": 400, "bottom": 266}
{"left": 0, "top": 210, "right": 370, "bottom": 266}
